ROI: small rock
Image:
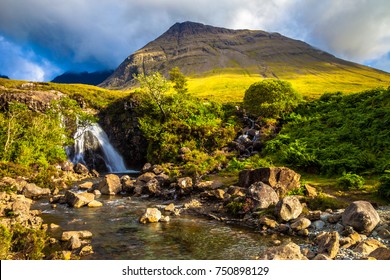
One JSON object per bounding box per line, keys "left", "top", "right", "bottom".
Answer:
{"left": 141, "top": 163, "right": 152, "bottom": 173}
{"left": 68, "top": 235, "right": 82, "bottom": 250}
{"left": 177, "top": 177, "right": 193, "bottom": 189}
{"left": 275, "top": 196, "right": 303, "bottom": 222}
{"left": 247, "top": 182, "right": 279, "bottom": 209}
{"left": 291, "top": 217, "right": 311, "bottom": 231}
{"left": 298, "top": 229, "right": 309, "bottom": 237}
{"left": 61, "top": 230, "right": 93, "bottom": 241}
{"left": 328, "top": 213, "right": 342, "bottom": 224}
{"left": 159, "top": 215, "right": 170, "bottom": 222}
{"left": 316, "top": 231, "right": 340, "bottom": 259}
{"left": 74, "top": 163, "right": 89, "bottom": 174}
{"left": 139, "top": 208, "right": 162, "bottom": 224}
{"left": 313, "top": 254, "right": 332, "bottom": 260}
{"left": 65, "top": 191, "right": 95, "bottom": 208}
{"left": 353, "top": 239, "right": 387, "bottom": 255}
{"left": 304, "top": 184, "right": 317, "bottom": 198}
{"left": 93, "top": 189, "right": 101, "bottom": 197}
{"left": 311, "top": 220, "right": 326, "bottom": 230}
{"left": 306, "top": 210, "right": 322, "bottom": 221}
{"left": 259, "top": 216, "right": 279, "bottom": 229}
{"left": 164, "top": 203, "right": 175, "bottom": 212}
{"left": 78, "top": 181, "right": 93, "bottom": 190}
{"left": 259, "top": 242, "right": 307, "bottom": 260}
{"left": 79, "top": 245, "right": 94, "bottom": 256}
{"left": 88, "top": 200, "right": 103, "bottom": 207}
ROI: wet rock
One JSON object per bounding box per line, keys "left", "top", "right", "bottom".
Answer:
{"left": 22, "top": 183, "right": 51, "bottom": 199}
{"left": 184, "top": 199, "right": 202, "bottom": 209}
{"left": 98, "top": 174, "right": 122, "bottom": 195}
{"left": 78, "top": 181, "right": 93, "bottom": 190}
{"left": 275, "top": 196, "right": 303, "bottom": 222}
{"left": 139, "top": 208, "right": 162, "bottom": 223}
{"left": 159, "top": 215, "right": 170, "bottom": 222}
{"left": 93, "top": 190, "right": 101, "bottom": 197}
{"left": 353, "top": 239, "right": 386, "bottom": 255}
{"left": 141, "top": 163, "right": 152, "bottom": 173}
{"left": 291, "top": 217, "right": 311, "bottom": 231}
{"left": 74, "top": 163, "right": 89, "bottom": 174}
{"left": 88, "top": 200, "right": 103, "bottom": 207}
{"left": 79, "top": 245, "right": 94, "bottom": 256}
{"left": 136, "top": 172, "right": 155, "bottom": 186}
{"left": 164, "top": 203, "right": 175, "bottom": 212}
{"left": 144, "top": 178, "right": 161, "bottom": 196}
{"left": 121, "top": 175, "right": 134, "bottom": 193}
{"left": 67, "top": 235, "right": 82, "bottom": 250}
{"left": 342, "top": 201, "right": 380, "bottom": 234}
{"left": 155, "top": 173, "right": 170, "bottom": 187}
{"left": 316, "top": 231, "right": 340, "bottom": 259}
{"left": 247, "top": 182, "right": 279, "bottom": 209}
{"left": 259, "top": 216, "right": 278, "bottom": 229}
{"left": 239, "top": 167, "right": 301, "bottom": 196}
{"left": 65, "top": 191, "right": 95, "bottom": 208}
{"left": 368, "top": 247, "right": 390, "bottom": 260}
{"left": 201, "top": 189, "right": 226, "bottom": 200}
{"left": 260, "top": 242, "right": 308, "bottom": 260}
{"left": 61, "top": 230, "right": 93, "bottom": 241}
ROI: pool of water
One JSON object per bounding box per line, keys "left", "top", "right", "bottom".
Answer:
{"left": 33, "top": 196, "right": 292, "bottom": 260}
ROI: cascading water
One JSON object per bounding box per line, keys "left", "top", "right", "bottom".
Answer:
{"left": 71, "top": 123, "right": 127, "bottom": 173}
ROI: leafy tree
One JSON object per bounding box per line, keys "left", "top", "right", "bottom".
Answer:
{"left": 169, "top": 67, "right": 188, "bottom": 95}
{"left": 243, "top": 79, "right": 302, "bottom": 118}
{"left": 134, "top": 72, "right": 171, "bottom": 122}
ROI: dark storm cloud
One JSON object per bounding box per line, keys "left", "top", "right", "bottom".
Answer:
{"left": 0, "top": 0, "right": 389, "bottom": 81}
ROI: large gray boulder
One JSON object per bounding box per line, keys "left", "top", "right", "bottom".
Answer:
{"left": 247, "top": 182, "right": 279, "bottom": 209}
{"left": 342, "top": 201, "right": 380, "bottom": 234}
{"left": 275, "top": 196, "right": 303, "bottom": 222}
{"left": 98, "top": 174, "right": 122, "bottom": 195}
{"left": 239, "top": 167, "right": 301, "bottom": 196}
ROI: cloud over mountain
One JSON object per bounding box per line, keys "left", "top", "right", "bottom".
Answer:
{"left": 0, "top": 0, "right": 389, "bottom": 81}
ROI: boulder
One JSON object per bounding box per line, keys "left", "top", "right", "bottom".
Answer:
{"left": 141, "top": 163, "right": 152, "bottom": 173}
{"left": 291, "top": 217, "right": 311, "bottom": 231}
{"left": 353, "top": 239, "right": 387, "bottom": 255}
{"left": 11, "top": 195, "right": 32, "bottom": 216}
{"left": 22, "top": 183, "right": 51, "bottom": 199}
{"left": 239, "top": 167, "right": 301, "bottom": 196}
{"left": 177, "top": 177, "right": 193, "bottom": 189}
{"left": 60, "top": 161, "right": 74, "bottom": 172}
{"left": 247, "top": 182, "right": 279, "bottom": 209}
{"left": 316, "top": 231, "right": 340, "bottom": 259}
{"left": 260, "top": 242, "right": 307, "bottom": 260}
{"left": 74, "top": 163, "right": 89, "bottom": 174}
{"left": 67, "top": 235, "right": 82, "bottom": 250}
{"left": 121, "top": 175, "right": 134, "bottom": 193}
{"left": 98, "top": 174, "right": 122, "bottom": 195}
{"left": 275, "top": 196, "right": 303, "bottom": 222}
{"left": 65, "top": 191, "right": 95, "bottom": 208}
{"left": 88, "top": 200, "right": 103, "bottom": 207}
{"left": 139, "top": 208, "right": 162, "bottom": 223}
{"left": 342, "top": 201, "right": 380, "bottom": 234}
{"left": 78, "top": 181, "right": 93, "bottom": 190}
{"left": 144, "top": 178, "right": 161, "bottom": 196}
{"left": 368, "top": 247, "right": 390, "bottom": 260}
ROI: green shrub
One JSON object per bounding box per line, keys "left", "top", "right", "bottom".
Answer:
{"left": 378, "top": 171, "right": 390, "bottom": 201}
{"left": 243, "top": 79, "right": 302, "bottom": 118}
{"left": 337, "top": 172, "right": 365, "bottom": 190}
{"left": 305, "top": 194, "right": 348, "bottom": 211}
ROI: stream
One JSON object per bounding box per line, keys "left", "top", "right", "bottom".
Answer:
{"left": 33, "top": 195, "right": 293, "bottom": 260}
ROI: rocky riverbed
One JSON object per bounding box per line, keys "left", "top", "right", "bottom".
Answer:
{"left": 1, "top": 162, "right": 390, "bottom": 260}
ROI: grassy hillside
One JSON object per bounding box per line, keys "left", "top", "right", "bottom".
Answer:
{"left": 187, "top": 65, "right": 390, "bottom": 103}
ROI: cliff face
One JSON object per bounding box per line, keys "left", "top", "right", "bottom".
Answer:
{"left": 100, "top": 21, "right": 368, "bottom": 89}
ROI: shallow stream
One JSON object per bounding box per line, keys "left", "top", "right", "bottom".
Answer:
{"left": 33, "top": 195, "right": 291, "bottom": 260}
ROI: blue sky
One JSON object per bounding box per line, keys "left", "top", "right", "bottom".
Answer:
{"left": 0, "top": 0, "right": 389, "bottom": 81}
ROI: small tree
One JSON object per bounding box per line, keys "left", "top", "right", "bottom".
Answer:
{"left": 134, "top": 72, "right": 170, "bottom": 122}
{"left": 243, "top": 79, "right": 302, "bottom": 118}
{"left": 169, "top": 67, "right": 188, "bottom": 95}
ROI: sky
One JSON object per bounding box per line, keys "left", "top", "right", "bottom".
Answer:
{"left": 0, "top": 0, "right": 389, "bottom": 81}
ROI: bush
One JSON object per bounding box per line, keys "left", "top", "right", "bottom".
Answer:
{"left": 337, "top": 172, "right": 365, "bottom": 190}
{"left": 243, "top": 79, "right": 302, "bottom": 118}
{"left": 378, "top": 171, "right": 390, "bottom": 201}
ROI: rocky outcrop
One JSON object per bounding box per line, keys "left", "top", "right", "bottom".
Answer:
{"left": 316, "top": 231, "right": 340, "bottom": 259}
{"left": 275, "top": 196, "right": 303, "bottom": 222}
{"left": 239, "top": 167, "right": 301, "bottom": 196}
{"left": 342, "top": 201, "right": 380, "bottom": 234}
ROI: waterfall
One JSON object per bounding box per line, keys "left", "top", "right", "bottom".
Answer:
{"left": 71, "top": 123, "right": 127, "bottom": 173}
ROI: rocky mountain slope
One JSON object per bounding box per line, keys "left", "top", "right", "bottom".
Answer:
{"left": 100, "top": 21, "right": 390, "bottom": 94}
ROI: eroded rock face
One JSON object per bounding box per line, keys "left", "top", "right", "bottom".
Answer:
{"left": 98, "top": 174, "right": 122, "bottom": 195}
{"left": 275, "top": 196, "right": 303, "bottom": 222}
{"left": 259, "top": 242, "right": 308, "bottom": 260}
{"left": 247, "top": 182, "right": 279, "bottom": 209}
{"left": 239, "top": 167, "right": 301, "bottom": 196}
{"left": 342, "top": 201, "right": 380, "bottom": 234}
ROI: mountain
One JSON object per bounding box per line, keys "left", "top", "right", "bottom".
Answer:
{"left": 52, "top": 70, "right": 113, "bottom": 86}
{"left": 100, "top": 21, "right": 390, "bottom": 100}
{"left": 0, "top": 74, "right": 9, "bottom": 79}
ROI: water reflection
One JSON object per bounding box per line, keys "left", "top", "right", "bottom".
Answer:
{"left": 34, "top": 196, "right": 282, "bottom": 260}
